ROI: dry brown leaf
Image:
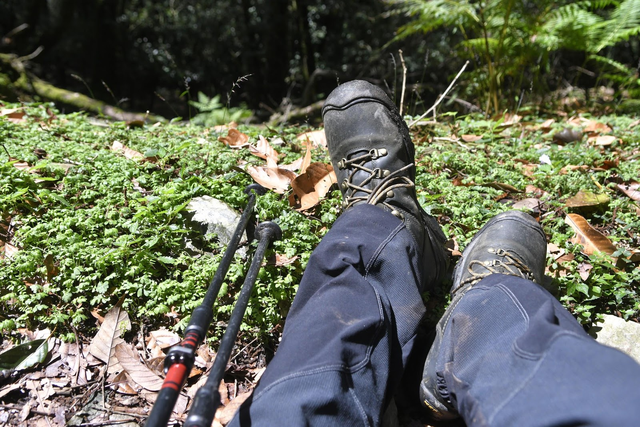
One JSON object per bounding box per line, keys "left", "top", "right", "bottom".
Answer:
{"left": 111, "top": 371, "right": 138, "bottom": 395}
{"left": 588, "top": 135, "right": 617, "bottom": 146}
{"left": 213, "top": 122, "right": 238, "bottom": 132}
{"left": 147, "top": 329, "right": 181, "bottom": 350}
{"left": 297, "top": 129, "right": 327, "bottom": 148}
{"left": 88, "top": 299, "right": 131, "bottom": 374}
{"left": 1, "top": 242, "right": 19, "bottom": 259}
{"left": 300, "top": 138, "right": 312, "bottom": 174}
{"left": 0, "top": 108, "right": 26, "bottom": 123}
{"left": 538, "top": 118, "right": 555, "bottom": 131}
{"left": 249, "top": 136, "right": 279, "bottom": 163}
{"left": 461, "top": 134, "right": 482, "bottom": 142}
{"left": 512, "top": 198, "right": 544, "bottom": 213}
{"left": 219, "top": 129, "right": 250, "bottom": 148}
{"left": 141, "top": 389, "right": 188, "bottom": 415}
{"left": 111, "top": 141, "right": 144, "bottom": 160}
{"left": 114, "top": 343, "right": 164, "bottom": 391}
{"left": 279, "top": 157, "right": 304, "bottom": 172}
{"left": 578, "top": 262, "right": 593, "bottom": 281}
{"left": 565, "top": 213, "right": 616, "bottom": 256}
{"left": 617, "top": 182, "right": 640, "bottom": 202}
{"left": 215, "top": 391, "right": 253, "bottom": 425}
{"left": 246, "top": 166, "right": 296, "bottom": 194}
{"left": 274, "top": 253, "right": 299, "bottom": 266}
{"left": 289, "top": 163, "right": 337, "bottom": 211}
{"left": 584, "top": 120, "right": 612, "bottom": 134}
{"left": 13, "top": 161, "right": 30, "bottom": 171}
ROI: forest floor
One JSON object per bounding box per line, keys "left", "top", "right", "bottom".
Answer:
{"left": 1, "top": 101, "right": 639, "bottom": 426}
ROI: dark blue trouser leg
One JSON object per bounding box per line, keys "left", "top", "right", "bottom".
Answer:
{"left": 229, "top": 204, "right": 428, "bottom": 426}
{"left": 434, "top": 274, "right": 640, "bottom": 426}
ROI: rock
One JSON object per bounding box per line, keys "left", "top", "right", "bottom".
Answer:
{"left": 185, "top": 196, "right": 248, "bottom": 256}
{"left": 593, "top": 315, "right": 640, "bottom": 364}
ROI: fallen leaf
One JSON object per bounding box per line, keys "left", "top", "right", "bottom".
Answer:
{"left": 588, "top": 135, "right": 617, "bottom": 146}
{"left": 617, "top": 182, "right": 640, "bottom": 202}
{"left": 213, "top": 122, "right": 238, "bottom": 133}
{"left": 538, "top": 118, "right": 555, "bottom": 130}
{"left": 279, "top": 157, "right": 304, "bottom": 172}
{"left": 246, "top": 166, "right": 296, "bottom": 194}
{"left": 584, "top": 121, "right": 612, "bottom": 134}
{"left": 525, "top": 185, "right": 549, "bottom": 198}
{"left": 300, "top": 138, "right": 312, "bottom": 174}
{"left": 89, "top": 299, "right": 131, "bottom": 374}
{"left": 565, "top": 213, "right": 616, "bottom": 256}
{"left": 219, "top": 129, "right": 250, "bottom": 148}
{"left": 0, "top": 108, "right": 26, "bottom": 123}
{"left": 273, "top": 254, "right": 300, "bottom": 267}
{"left": 249, "top": 136, "right": 279, "bottom": 163}
{"left": 114, "top": 343, "right": 164, "bottom": 392}
{"left": 111, "top": 141, "right": 144, "bottom": 160}
{"left": 215, "top": 391, "right": 252, "bottom": 425}
{"left": 577, "top": 262, "right": 593, "bottom": 281}
{"left": 12, "top": 161, "right": 31, "bottom": 171}
{"left": 141, "top": 389, "right": 188, "bottom": 415}
{"left": 288, "top": 163, "right": 337, "bottom": 210}
{"left": 111, "top": 371, "right": 138, "bottom": 395}
{"left": 147, "top": 329, "right": 181, "bottom": 350}
{"left": 461, "top": 134, "right": 482, "bottom": 142}
{"left": 2, "top": 242, "right": 19, "bottom": 259}
{"left": 565, "top": 190, "right": 609, "bottom": 208}
{"left": 512, "top": 198, "right": 545, "bottom": 213}
{"left": 297, "top": 129, "right": 327, "bottom": 148}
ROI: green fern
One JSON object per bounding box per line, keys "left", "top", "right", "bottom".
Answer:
{"left": 391, "top": 0, "right": 640, "bottom": 112}
{"left": 189, "top": 92, "right": 251, "bottom": 127}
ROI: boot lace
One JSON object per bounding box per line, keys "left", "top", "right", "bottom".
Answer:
{"left": 451, "top": 248, "right": 534, "bottom": 295}
{"left": 337, "top": 148, "right": 414, "bottom": 217}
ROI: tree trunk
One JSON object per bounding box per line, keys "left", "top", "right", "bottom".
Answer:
{"left": 0, "top": 53, "right": 165, "bottom": 123}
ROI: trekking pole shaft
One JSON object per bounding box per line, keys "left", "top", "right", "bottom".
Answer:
{"left": 184, "top": 222, "right": 282, "bottom": 427}
{"left": 145, "top": 186, "right": 265, "bottom": 427}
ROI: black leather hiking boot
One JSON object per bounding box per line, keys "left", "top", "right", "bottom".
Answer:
{"left": 420, "top": 210, "right": 547, "bottom": 420}
{"left": 322, "top": 80, "right": 448, "bottom": 290}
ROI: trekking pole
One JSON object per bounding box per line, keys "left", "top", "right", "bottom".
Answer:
{"left": 183, "top": 220, "right": 281, "bottom": 427}
{"left": 145, "top": 184, "right": 268, "bottom": 427}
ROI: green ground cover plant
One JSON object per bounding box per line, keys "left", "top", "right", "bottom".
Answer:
{"left": 1, "top": 102, "right": 639, "bottom": 344}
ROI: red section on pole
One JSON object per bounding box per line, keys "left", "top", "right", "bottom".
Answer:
{"left": 162, "top": 364, "right": 188, "bottom": 391}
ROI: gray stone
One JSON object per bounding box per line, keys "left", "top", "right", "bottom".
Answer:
{"left": 593, "top": 314, "right": 640, "bottom": 364}
{"left": 185, "top": 196, "right": 247, "bottom": 256}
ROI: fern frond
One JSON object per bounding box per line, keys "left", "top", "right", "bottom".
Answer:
{"left": 596, "top": 0, "right": 640, "bottom": 50}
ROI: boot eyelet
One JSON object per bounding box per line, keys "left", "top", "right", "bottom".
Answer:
{"left": 391, "top": 209, "right": 403, "bottom": 219}
{"left": 382, "top": 169, "right": 391, "bottom": 177}
{"left": 341, "top": 180, "right": 349, "bottom": 190}
{"left": 378, "top": 148, "right": 388, "bottom": 156}
{"left": 338, "top": 159, "right": 346, "bottom": 169}
{"left": 386, "top": 190, "right": 394, "bottom": 198}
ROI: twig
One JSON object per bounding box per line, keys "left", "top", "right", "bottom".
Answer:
{"left": 1, "top": 144, "right": 11, "bottom": 159}
{"left": 78, "top": 419, "right": 137, "bottom": 426}
{"left": 409, "top": 61, "right": 469, "bottom": 128}
{"left": 17, "top": 46, "right": 44, "bottom": 62}
{"left": 398, "top": 49, "right": 407, "bottom": 116}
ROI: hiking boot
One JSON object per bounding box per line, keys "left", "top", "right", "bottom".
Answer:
{"left": 420, "top": 210, "right": 547, "bottom": 419}
{"left": 322, "top": 80, "right": 448, "bottom": 290}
